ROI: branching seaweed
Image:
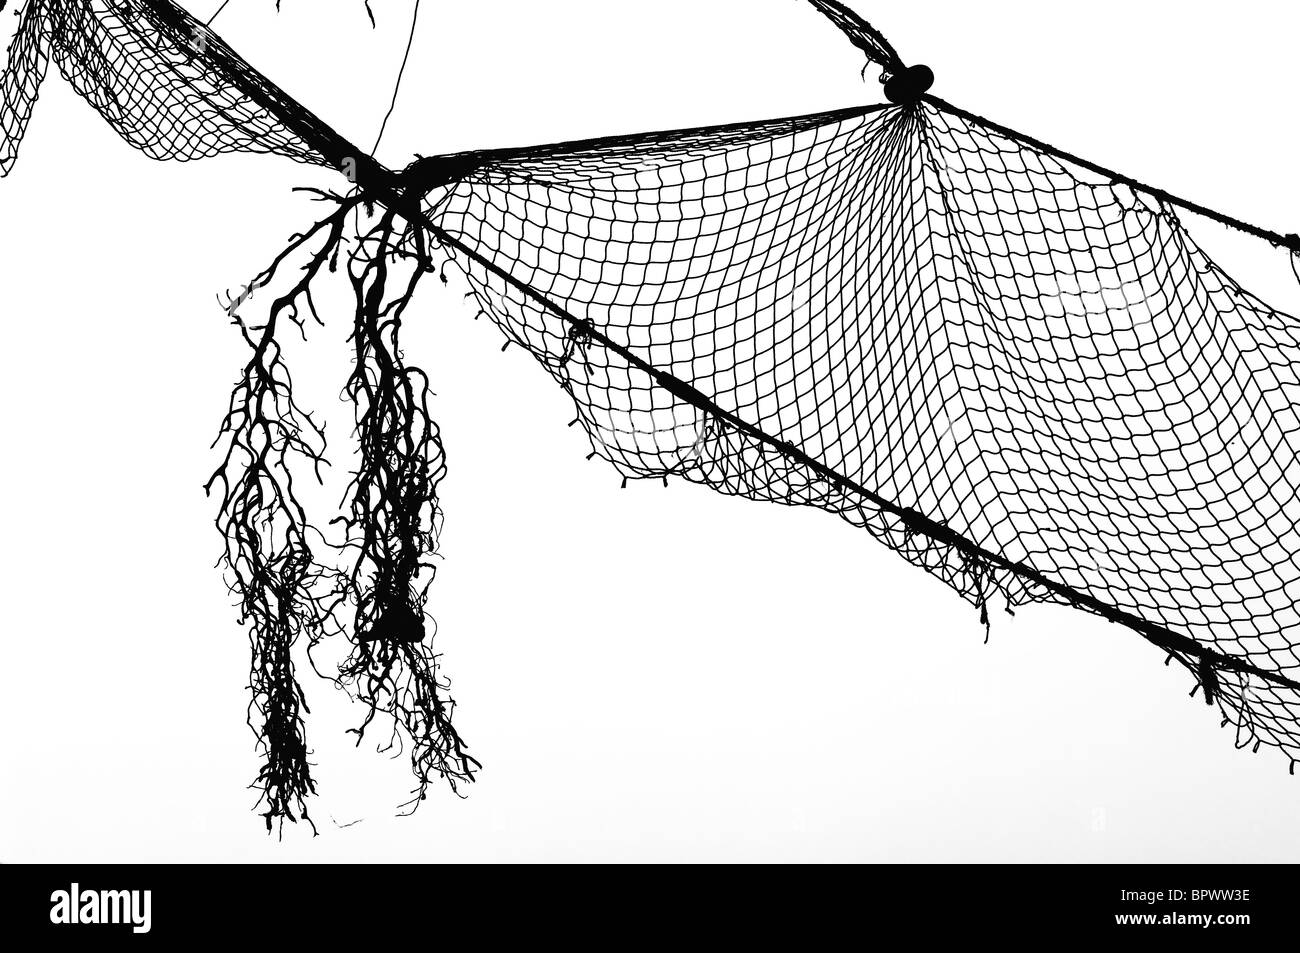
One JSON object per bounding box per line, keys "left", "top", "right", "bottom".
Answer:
{"left": 206, "top": 189, "right": 357, "bottom": 832}
{"left": 333, "top": 209, "right": 479, "bottom": 809}
{"left": 208, "top": 189, "right": 476, "bottom": 826}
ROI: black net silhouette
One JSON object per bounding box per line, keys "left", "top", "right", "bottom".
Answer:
{"left": 429, "top": 102, "right": 1300, "bottom": 765}
{"left": 5, "top": 0, "right": 1300, "bottom": 828}
{"left": 0, "top": 0, "right": 328, "bottom": 175}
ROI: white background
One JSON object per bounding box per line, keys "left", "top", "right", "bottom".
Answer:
{"left": 2, "top": 0, "right": 1299, "bottom": 862}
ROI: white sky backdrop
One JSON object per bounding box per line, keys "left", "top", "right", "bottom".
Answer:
{"left": 1, "top": 0, "right": 1298, "bottom": 861}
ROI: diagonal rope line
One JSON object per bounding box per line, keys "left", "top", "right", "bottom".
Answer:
{"left": 425, "top": 224, "right": 1300, "bottom": 693}
{"left": 924, "top": 94, "right": 1300, "bottom": 255}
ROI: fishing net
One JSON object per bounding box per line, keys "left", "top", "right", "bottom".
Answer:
{"left": 0, "top": 0, "right": 328, "bottom": 175}
{"left": 5, "top": 0, "right": 1300, "bottom": 828}
{"left": 427, "top": 99, "right": 1300, "bottom": 767}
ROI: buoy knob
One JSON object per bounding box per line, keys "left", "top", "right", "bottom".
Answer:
{"left": 884, "top": 64, "right": 934, "bottom": 106}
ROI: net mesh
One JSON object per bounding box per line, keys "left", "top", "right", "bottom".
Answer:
{"left": 5, "top": 0, "right": 1300, "bottom": 818}
{"left": 427, "top": 102, "right": 1300, "bottom": 764}
{"left": 0, "top": 0, "right": 326, "bottom": 175}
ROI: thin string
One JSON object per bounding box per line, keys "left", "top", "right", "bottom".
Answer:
{"left": 206, "top": 0, "right": 232, "bottom": 26}
{"left": 370, "top": 0, "right": 420, "bottom": 156}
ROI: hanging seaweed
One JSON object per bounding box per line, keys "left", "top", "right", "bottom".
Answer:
{"left": 335, "top": 207, "right": 478, "bottom": 808}
{"left": 206, "top": 189, "right": 355, "bottom": 830}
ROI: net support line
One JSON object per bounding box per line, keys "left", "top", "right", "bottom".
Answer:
{"left": 135, "top": 0, "right": 1300, "bottom": 693}
{"left": 925, "top": 94, "right": 1300, "bottom": 254}
{"left": 423, "top": 226, "right": 1300, "bottom": 695}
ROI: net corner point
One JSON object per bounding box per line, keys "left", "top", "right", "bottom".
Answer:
{"left": 883, "top": 63, "right": 934, "bottom": 106}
